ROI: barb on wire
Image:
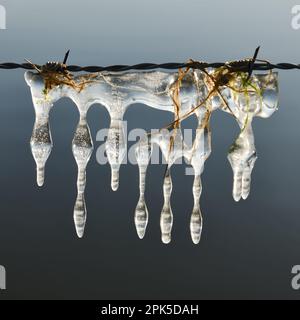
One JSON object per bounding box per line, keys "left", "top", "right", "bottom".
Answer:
{"left": 63, "top": 50, "right": 70, "bottom": 65}
{"left": 246, "top": 46, "right": 260, "bottom": 81}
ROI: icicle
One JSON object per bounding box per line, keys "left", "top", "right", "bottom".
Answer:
{"left": 228, "top": 121, "right": 256, "bottom": 201}
{"left": 158, "top": 128, "right": 185, "bottom": 244}
{"left": 72, "top": 112, "right": 93, "bottom": 238}
{"left": 25, "top": 72, "right": 55, "bottom": 187}
{"left": 73, "top": 193, "right": 87, "bottom": 238}
{"left": 190, "top": 174, "right": 203, "bottom": 244}
{"left": 134, "top": 137, "right": 152, "bottom": 239}
{"left": 30, "top": 120, "right": 52, "bottom": 187}
{"left": 187, "top": 109, "right": 211, "bottom": 244}
{"left": 225, "top": 72, "right": 278, "bottom": 201}
{"left": 106, "top": 119, "right": 126, "bottom": 191}
{"left": 160, "top": 168, "right": 173, "bottom": 244}
{"left": 226, "top": 86, "right": 258, "bottom": 202}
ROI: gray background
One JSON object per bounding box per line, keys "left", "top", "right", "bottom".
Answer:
{"left": 0, "top": 0, "right": 299, "bottom": 300}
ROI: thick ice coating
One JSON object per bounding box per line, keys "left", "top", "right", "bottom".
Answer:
{"left": 219, "top": 72, "right": 279, "bottom": 201}
{"left": 24, "top": 69, "right": 279, "bottom": 242}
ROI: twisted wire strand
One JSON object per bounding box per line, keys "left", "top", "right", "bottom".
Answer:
{"left": 0, "top": 61, "right": 300, "bottom": 72}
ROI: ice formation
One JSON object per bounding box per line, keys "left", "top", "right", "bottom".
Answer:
{"left": 217, "top": 73, "right": 279, "bottom": 201}
{"left": 24, "top": 68, "right": 278, "bottom": 243}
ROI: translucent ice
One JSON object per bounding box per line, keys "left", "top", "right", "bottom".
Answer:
{"left": 160, "top": 169, "right": 173, "bottom": 244}
{"left": 24, "top": 68, "right": 279, "bottom": 243}
{"left": 186, "top": 109, "right": 211, "bottom": 243}
{"left": 155, "top": 129, "right": 185, "bottom": 244}
{"left": 134, "top": 136, "right": 152, "bottom": 239}
{"left": 25, "top": 72, "right": 54, "bottom": 186}
{"left": 106, "top": 119, "right": 126, "bottom": 191}
{"left": 133, "top": 106, "right": 211, "bottom": 244}
{"left": 190, "top": 174, "right": 203, "bottom": 244}
{"left": 25, "top": 69, "right": 204, "bottom": 239}
{"left": 219, "top": 72, "right": 279, "bottom": 201}
{"left": 228, "top": 123, "right": 257, "bottom": 201}
{"left": 72, "top": 114, "right": 93, "bottom": 237}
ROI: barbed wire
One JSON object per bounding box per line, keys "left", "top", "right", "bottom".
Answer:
{"left": 1, "top": 47, "right": 300, "bottom": 73}
{"left": 1, "top": 61, "right": 300, "bottom": 73}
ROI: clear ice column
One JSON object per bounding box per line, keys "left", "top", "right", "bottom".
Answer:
{"left": 30, "top": 100, "right": 53, "bottom": 187}
{"left": 227, "top": 120, "right": 257, "bottom": 202}
{"left": 225, "top": 72, "right": 279, "bottom": 202}
{"left": 25, "top": 71, "right": 56, "bottom": 187}
{"left": 158, "top": 128, "right": 184, "bottom": 244}
{"left": 190, "top": 174, "right": 203, "bottom": 244}
{"left": 72, "top": 106, "right": 93, "bottom": 238}
{"left": 189, "top": 110, "right": 211, "bottom": 244}
{"left": 160, "top": 168, "right": 173, "bottom": 244}
{"left": 134, "top": 136, "right": 152, "bottom": 239}
{"left": 106, "top": 118, "right": 126, "bottom": 191}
